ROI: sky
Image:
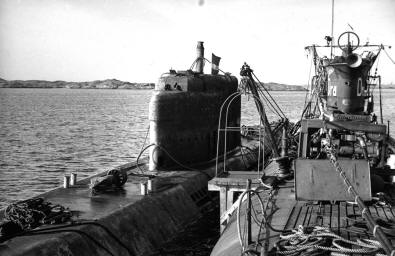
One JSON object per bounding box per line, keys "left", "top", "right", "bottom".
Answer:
{"left": 0, "top": 0, "right": 394, "bottom": 84}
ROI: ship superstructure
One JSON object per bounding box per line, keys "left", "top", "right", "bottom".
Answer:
{"left": 210, "top": 31, "right": 395, "bottom": 256}
{"left": 296, "top": 31, "right": 388, "bottom": 201}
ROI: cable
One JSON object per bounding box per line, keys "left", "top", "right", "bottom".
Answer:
{"left": 383, "top": 47, "right": 395, "bottom": 64}
{"left": 190, "top": 57, "right": 231, "bottom": 76}
{"left": 236, "top": 189, "right": 267, "bottom": 251}
{"left": 138, "top": 143, "right": 212, "bottom": 178}
{"left": 251, "top": 72, "right": 286, "bottom": 119}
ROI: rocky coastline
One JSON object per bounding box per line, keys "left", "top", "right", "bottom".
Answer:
{"left": 0, "top": 78, "right": 155, "bottom": 90}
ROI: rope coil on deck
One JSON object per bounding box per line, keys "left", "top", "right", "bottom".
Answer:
{"left": 275, "top": 225, "right": 382, "bottom": 255}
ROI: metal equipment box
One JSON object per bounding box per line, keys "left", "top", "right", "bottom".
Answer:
{"left": 295, "top": 159, "right": 371, "bottom": 201}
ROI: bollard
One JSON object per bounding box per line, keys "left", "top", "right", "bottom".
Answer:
{"left": 147, "top": 178, "right": 153, "bottom": 193}
{"left": 70, "top": 172, "right": 77, "bottom": 186}
{"left": 140, "top": 183, "right": 147, "bottom": 195}
{"left": 63, "top": 175, "right": 70, "bottom": 188}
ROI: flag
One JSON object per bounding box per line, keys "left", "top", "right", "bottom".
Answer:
{"left": 211, "top": 53, "right": 221, "bottom": 75}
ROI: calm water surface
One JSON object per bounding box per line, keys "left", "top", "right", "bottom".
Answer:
{"left": 1, "top": 88, "right": 395, "bottom": 209}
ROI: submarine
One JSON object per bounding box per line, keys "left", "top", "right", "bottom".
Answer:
{"left": 0, "top": 42, "right": 263, "bottom": 256}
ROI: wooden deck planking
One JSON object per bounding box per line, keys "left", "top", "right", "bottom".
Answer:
{"left": 331, "top": 203, "right": 340, "bottom": 234}
{"left": 307, "top": 203, "right": 320, "bottom": 227}
{"left": 339, "top": 201, "right": 351, "bottom": 241}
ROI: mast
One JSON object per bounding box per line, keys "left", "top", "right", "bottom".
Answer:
{"left": 330, "top": 0, "right": 334, "bottom": 58}
{"left": 240, "top": 64, "right": 280, "bottom": 158}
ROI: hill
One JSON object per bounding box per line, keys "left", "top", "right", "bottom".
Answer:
{"left": 0, "top": 78, "right": 155, "bottom": 89}
{"left": 262, "top": 82, "right": 307, "bottom": 91}
{"left": 0, "top": 78, "right": 307, "bottom": 91}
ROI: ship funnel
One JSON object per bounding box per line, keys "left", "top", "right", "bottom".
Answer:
{"left": 195, "top": 41, "right": 204, "bottom": 74}
{"left": 346, "top": 53, "right": 362, "bottom": 68}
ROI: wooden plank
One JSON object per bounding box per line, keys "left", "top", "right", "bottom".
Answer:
{"left": 373, "top": 204, "right": 391, "bottom": 222}
{"left": 331, "top": 203, "right": 340, "bottom": 234}
{"left": 291, "top": 203, "right": 306, "bottom": 229}
{"left": 219, "top": 186, "right": 228, "bottom": 233}
{"left": 265, "top": 196, "right": 300, "bottom": 252}
{"left": 283, "top": 204, "right": 299, "bottom": 230}
{"left": 306, "top": 203, "right": 320, "bottom": 227}
{"left": 322, "top": 203, "right": 331, "bottom": 228}
{"left": 378, "top": 205, "right": 391, "bottom": 221}
{"left": 303, "top": 205, "right": 313, "bottom": 226}
{"left": 347, "top": 203, "right": 362, "bottom": 242}
{"left": 339, "top": 202, "right": 350, "bottom": 240}
{"left": 227, "top": 190, "right": 234, "bottom": 209}
{"left": 208, "top": 183, "right": 220, "bottom": 191}
{"left": 316, "top": 202, "right": 324, "bottom": 227}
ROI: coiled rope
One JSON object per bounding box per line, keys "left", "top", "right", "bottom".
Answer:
{"left": 275, "top": 225, "right": 382, "bottom": 255}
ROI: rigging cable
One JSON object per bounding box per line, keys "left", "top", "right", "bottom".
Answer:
{"left": 251, "top": 72, "right": 287, "bottom": 119}
{"left": 383, "top": 46, "right": 395, "bottom": 65}
{"left": 137, "top": 143, "right": 212, "bottom": 178}
{"left": 255, "top": 83, "right": 283, "bottom": 119}
{"left": 300, "top": 53, "right": 314, "bottom": 121}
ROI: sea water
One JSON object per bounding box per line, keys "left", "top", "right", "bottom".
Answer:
{"left": 1, "top": 88, "right": 395, "bottom": 209}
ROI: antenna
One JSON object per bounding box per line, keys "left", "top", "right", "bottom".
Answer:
{"left": 330, "top": 0, "right": 334, "bottom": 58}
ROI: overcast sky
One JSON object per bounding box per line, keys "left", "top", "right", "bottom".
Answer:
{"left": 0, "top": 0, "right": 394, "bottom": 84}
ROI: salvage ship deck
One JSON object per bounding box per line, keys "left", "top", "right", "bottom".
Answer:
{"left": 210, "top": 171, "right": 395, "bottom": 256}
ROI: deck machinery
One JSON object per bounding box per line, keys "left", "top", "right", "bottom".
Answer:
{"left": 295, "top": 31, "right": 388, "bottom": 201}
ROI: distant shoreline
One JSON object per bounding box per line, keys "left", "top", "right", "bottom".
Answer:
{"left": 0, "top": 78, "right": 155, "bottom": 90}
{"left": 2, "top": 78, "right": 392, "bottom": 91}
{"left": 0, "top": 78, "right": 309, "bottom": 91}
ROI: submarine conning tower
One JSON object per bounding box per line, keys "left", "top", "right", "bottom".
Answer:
{"left": 148, "top": 42, "right": 240, "bottom": 171}
{"left": 296, "top": 31, "right": 387, "bottom": 202}
{"left": 325, "top": 45, "right": 376, "bottom": 115}
{"left": 319, "top": 31, "right": 379, "bottom": 117}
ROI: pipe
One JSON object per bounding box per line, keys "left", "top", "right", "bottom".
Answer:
{"left": 195, "top": 41, "right": 204, "bottom": 74}
{"left": 246, "top": 179, "right": 252, "bottom": 245}
{"left": 356, "top": 136, "right": 369, "bottom": 160}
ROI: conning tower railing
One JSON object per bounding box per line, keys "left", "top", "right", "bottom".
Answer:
{"left": 215, "top": 91, "right": 267, "bottom": 177}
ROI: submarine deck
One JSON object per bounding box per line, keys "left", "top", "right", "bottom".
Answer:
{"left": 0, "top": 161, "right": 212, "bottom": 256}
